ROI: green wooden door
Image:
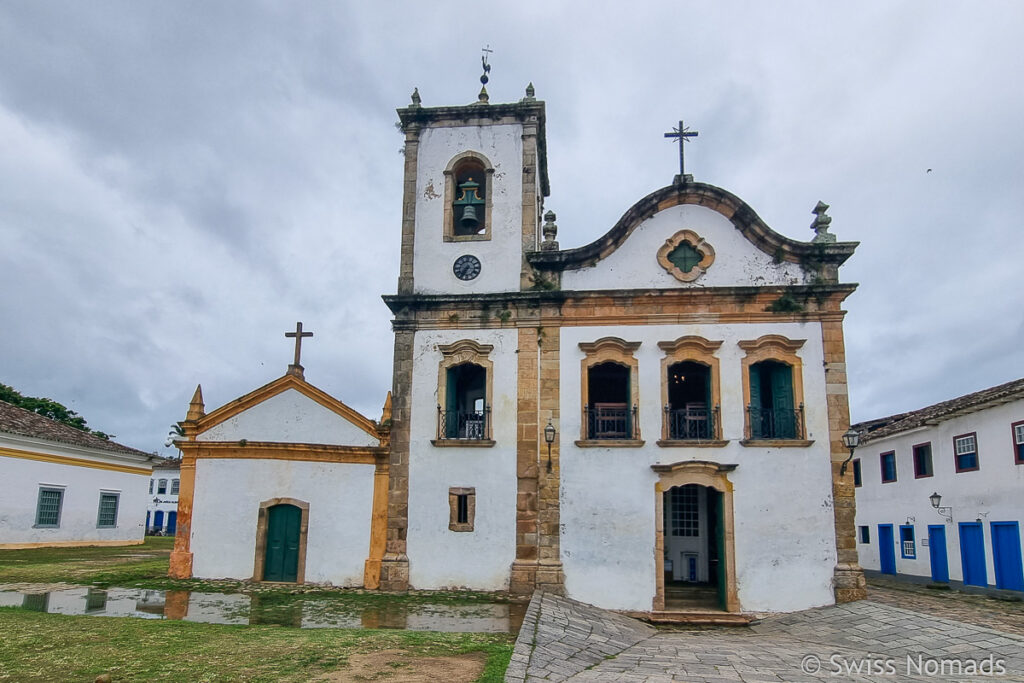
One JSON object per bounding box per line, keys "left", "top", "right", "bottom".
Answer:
{"left": 264, "top": 504, "right": 301, "bottom": 582}
{"left": 715, "top": 491, "right": 726, "bottom": 610}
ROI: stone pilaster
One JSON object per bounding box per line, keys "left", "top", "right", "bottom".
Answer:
{"left": 510, "top": 327, "right": 541, "bottom": 595}
{"left": 397, "top": 123, "right": 421, "bottom": 295}
{"left": 520, "top": 116, "right": 540, "bottom": 291}
{"left": 167, "top": 451, "right": 195, "bottom": 579}
{"left": 536, "top": 324, "right": 564, "bottom": 593}
{"left": 822, "top": 318, "right": 867, "bottom": 603}
{"left": 380, "top": 329, "right": 414, "bottom": 590}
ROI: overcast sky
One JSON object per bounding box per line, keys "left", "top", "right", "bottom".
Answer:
{"left": 1, "top": 2, "right": 1021, "bottom": 454}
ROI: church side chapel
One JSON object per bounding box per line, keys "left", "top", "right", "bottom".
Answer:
{"left": 378, "top": 59, "right": 867, "bottom": 615}
{"left": 168, "top": 325, "right": 391, "bottom": 588}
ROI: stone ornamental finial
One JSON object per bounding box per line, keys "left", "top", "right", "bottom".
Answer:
{"left": 477, "top": 85, "right": 489, "bottom": 104}
{"left": 410, "top": 88, "right": 421, "bottom": 107}
{"left": 811, "top": 201, "right": 836, "bottom": 243}
{"left": 523, "top": 82, "right": 536, "bottom": 102}
{"left": 186, "top": 384, "right": 205, "bottom": 422}
{"left": 541, "top": 210, "right": 559, "bottom": 251}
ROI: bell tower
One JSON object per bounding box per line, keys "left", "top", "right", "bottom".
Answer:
{"left": 394, "top": 83, "right": 549, "bottom": 295}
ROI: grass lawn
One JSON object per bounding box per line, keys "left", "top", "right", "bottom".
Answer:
{"left": 0, "top": 608, "right": 514, "bottom": 682}
{"left": 0, "top": 537, "right": 175, "bottom": 587}
{"left": 0, "top": 540, "right": 517, "bottom": 681}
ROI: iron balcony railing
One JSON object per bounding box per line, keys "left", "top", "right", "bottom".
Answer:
{"left": 437, "top": 406, "right": 491, "bottom": 440}
{"left": 747, "top": 403, "right": 805, "bottom": 440}
{"left": 583, "top": 404, "right": 639, "bottom": 440}
{"left": 663, "top": 404, "right": 719, "bottom": 440}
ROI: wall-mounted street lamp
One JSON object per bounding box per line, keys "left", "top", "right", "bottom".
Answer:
{"left": 839, "top": 427, "right": 860, "bottom": 476}
{"left": 544, "top": 420, "right": 556, "bottom": 473}
{"left": 929, "top": 492, "right": 953, "bottom": 523}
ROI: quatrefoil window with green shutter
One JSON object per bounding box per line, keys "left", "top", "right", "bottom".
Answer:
{"left": 656, "top": 230, "right": 716, "bottom": 282}
{"left": 668, "top": 242, "right": 701, "bottom": 273}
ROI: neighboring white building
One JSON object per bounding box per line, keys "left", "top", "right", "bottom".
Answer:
{"left": 146, "top": 460, "right": 181, "bottom": 535}
{"left": 0, "top": 399, "right": 156, "bottom": 549}
{"left": 853, "top": 378, "right": 1024, "bottom": 593}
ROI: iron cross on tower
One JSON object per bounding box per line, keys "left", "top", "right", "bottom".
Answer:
{"left": 285, "top": 322, "right": 313, "bottom": 375}
{"left": 664, "top": 120, "right": 699, "bottom": 180}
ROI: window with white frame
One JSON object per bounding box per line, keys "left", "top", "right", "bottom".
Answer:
{"left": 953, "top": 433, "right": 978, "bottom": 472}
{"left": 97, "top": 492, "right": 119, "bottom": 528}
{"left": 171, "top": 479, "right": 180, "bottom": 495}
{"left": 157, "top": 479, "right": 167, "bottom": 494}
{"left": 1013, "top": 421, "right": 1024, "bottom": 464}
{"left": 149, "top": 479, "right": 154, "bottom": 494}
{"left": 35, "top": 487, "right": 64, "bottom": 527}
{"left": 900, "top": 525, "right": 916, "bottom": 559}
{"left": 670, "top": 485, "right": 699, "bottom": 537}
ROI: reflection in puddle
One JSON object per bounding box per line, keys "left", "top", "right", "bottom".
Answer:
{"left": 0, "top": 586, "right": 525, "bottom": 633}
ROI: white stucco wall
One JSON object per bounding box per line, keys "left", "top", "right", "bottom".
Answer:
{"left": 190, "top": 458, "right": 374, "bottom": 585}
{"left": 405, "top": 328, "right": 519, "bottom": 590}
{"left": 561, "top": 204, "right": 810, "bottom": 291}
{"left": 855, "top": 399, "right": 1024, "bottom": 588}
{"left": 412, "top": 124, "right": 525, "bottom": 294}
{"left": 0, "top": 438, "right": 150, "bottom": 546}
{"left": 559, "top": 322, "right": 837, "bottom": 613}
{"left": 197, "top": 389, "right": 378, "bottom": 447}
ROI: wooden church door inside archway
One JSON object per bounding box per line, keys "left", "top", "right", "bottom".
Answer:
{"left": 264, "top": 504, "right": 301, "bottom": 582}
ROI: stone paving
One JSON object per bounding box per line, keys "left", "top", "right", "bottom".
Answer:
{"left": 508, "top": 589, "right": 1024, "bottom": 682}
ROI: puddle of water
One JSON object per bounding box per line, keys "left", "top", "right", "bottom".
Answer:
{"left": 0, "top": 586, "right": 525, "bottom": 633}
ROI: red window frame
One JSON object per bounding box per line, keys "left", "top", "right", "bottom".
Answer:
{"left": 1012, "top": 420, "right": 1024, "bottom": 466}
{"left": 880, "top": 451, "right": 897, "bottom": 483}
{"left": 912, "top": 442, "right": 933, "bottom": 478}
{"left": 952, "top": 432, "right": 979, "bottom": 473}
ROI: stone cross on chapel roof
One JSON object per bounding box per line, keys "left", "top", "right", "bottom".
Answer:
{"left": 285, "top": 322, "right": 313, "bottom": 378}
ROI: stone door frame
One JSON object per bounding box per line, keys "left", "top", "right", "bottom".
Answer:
{"left": 253, "top": 497, "right": 310, "bottom": 584}
{"left": 652, "top": 460, "right": 739, "bottom": 612}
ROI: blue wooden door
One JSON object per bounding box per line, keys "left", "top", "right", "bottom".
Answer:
{"left": 991, "top": 522, "right": 1024, "bottom": 591}
{"left": 166, "top": 511, "right": 177, "bottom": 534}
{"left": 959, "top": 522, "right": 987, "bottom": 587}
{"left": 153, "top": 510, "right": 164, "bottom": 531}
{"left": 928, "top": 525, "right": 949, "bottom": 583}
{"left": 878, "top": 524, "right": 896, "bottom": 574}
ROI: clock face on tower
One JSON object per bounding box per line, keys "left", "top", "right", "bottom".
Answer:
{"left": 453, "top": 254, "right": 482, "bottom": 281}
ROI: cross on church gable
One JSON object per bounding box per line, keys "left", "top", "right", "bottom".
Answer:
{"left": 285, "top": 322, "right": 313, "bottom": 376}
{"left": 664, "top": 119, "right": 699, "bottom": 181}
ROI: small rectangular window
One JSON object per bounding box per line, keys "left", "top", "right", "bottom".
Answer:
{"left": 859, "top": 525, "right": 870, "bottom": 544}
{"left": 149, "top": 479, "right": 154, "bottom": 494}
{"left": 900, "top": 525, "right": 916, "bottom": 559}
{"left": 953, "top": 433, "right": 979, "bottom": 472}
{"left": 913, "top": 443, "right": 933, "bottom": 478}
{"left": 880, "top": 451, "right": 897, "bottom": 483}
{"left": 157, "top": 479, "right": 167, "bottom": 494}
{"left": 97, "top": 492, "right": 119, "bottom": 528}
{"left": 36, "top": 487, "right": 64, "bottom": 527}
{"left": 852, "top": 458, "right": 862, "bottom": 487}
{"left": 448, "top": 487, "right": 475, "bottom": 532}
{"left": 170, "top": 479, "right": 180, "bottom": 495}
{"left": 1012, "top": 421, "right": 1024, "bottom": 465}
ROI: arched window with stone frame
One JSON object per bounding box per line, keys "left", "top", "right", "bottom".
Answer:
{"left": 738, "top": 335, "right": 808, "bottom": 443}
{"left": 433, "top": 340, "right": 495, "bottom": 445}
{"left": 578, "top": 337, "right": 642, "bottom": 444}
{"left": 444, "top": 152, "right": 494, "bottom": 241}
{"left": 657, "top": 336, "right": 724, "bottom": 444}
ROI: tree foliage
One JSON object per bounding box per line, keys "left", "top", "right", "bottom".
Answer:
{"left": 0, "top": 383, "right": 113, "bottom": 440}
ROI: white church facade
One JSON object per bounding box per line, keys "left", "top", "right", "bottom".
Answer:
{"left": 172, "top": 84, "right": 867, "bottom": 615}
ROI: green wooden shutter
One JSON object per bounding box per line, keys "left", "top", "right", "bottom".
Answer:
{"left": 749, "top": 366, "right": 762, "bottom": 437}
{"left": 445, "top": 368, "right": 458, "bottom": 438}
{"left": 770, "top": 364, "right": 795, "bottom": 438}
{"left": 715, "top": 491, "right": 726, "bottom": 610}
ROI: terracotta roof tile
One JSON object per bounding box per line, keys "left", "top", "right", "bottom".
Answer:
{"left": 0, "top": 400, "right": 153, "bottom": 460}
{"left": 854, "top": 377, "right": 1024, "bottom": 443}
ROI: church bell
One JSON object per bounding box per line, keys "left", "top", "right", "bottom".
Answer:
{"left": 460, "top": 204, "right": 479, "bottom": 229}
